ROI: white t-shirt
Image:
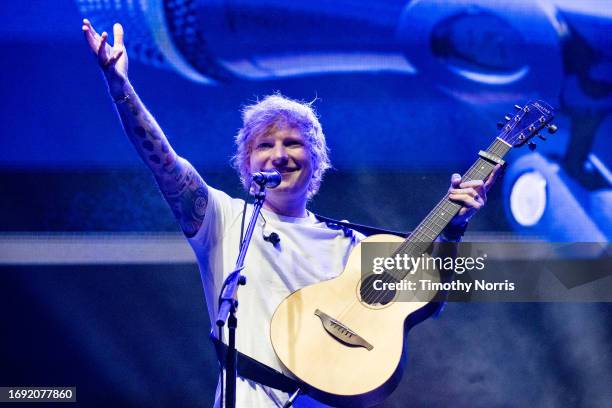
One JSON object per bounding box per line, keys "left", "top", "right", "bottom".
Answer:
{"left": 188, "top": 186, "right": 363, "bottom": 407}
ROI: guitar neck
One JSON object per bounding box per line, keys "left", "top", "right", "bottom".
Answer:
{"left": 397, "top": 137, "right": 512, "bottom": 256}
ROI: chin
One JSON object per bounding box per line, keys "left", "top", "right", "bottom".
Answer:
{"left": 271, "top": 184, "right": 297, "bottom": 195}
{"left": 269, "top": 183, "right": 308, "bottom": 198}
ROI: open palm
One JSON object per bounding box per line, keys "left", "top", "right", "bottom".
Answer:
{"left": 82, "top": 19, "right": 128, "bottom": 83}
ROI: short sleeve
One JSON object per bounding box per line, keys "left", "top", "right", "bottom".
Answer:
{"left": 187, "top": 186, "right": 240, "bottom": 249}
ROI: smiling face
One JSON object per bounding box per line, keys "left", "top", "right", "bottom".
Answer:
{"left": 232, "top": 94, "right": 331, "bottom": 209}
{"left": 248, "top": 124, "right": 314, "bottom": 211}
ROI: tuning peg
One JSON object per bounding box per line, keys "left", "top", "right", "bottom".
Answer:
{"left": 504, "top": 115, "right": 512, "bottom": 121}
{"left": 514, "top": 104, "right": 523, "bottom": 110}
{"left": 528, "top": 141, "right": 537, "bottom": 151}
{"left": 547, "top": 124, "right": 558, "bottom": 134}
{"left": 538, "top": 134, "right": 547, "bottom": 141}
{"left": 497, "top": 122, "right": 505, "bottom": 129}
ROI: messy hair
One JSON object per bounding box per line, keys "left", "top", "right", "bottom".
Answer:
{"left": 232, "top": 93, "right": 331, "bottom": 199}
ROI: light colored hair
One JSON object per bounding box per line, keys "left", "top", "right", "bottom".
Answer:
{"left": 232, "top": 93, "right": 331, "bottom": 199}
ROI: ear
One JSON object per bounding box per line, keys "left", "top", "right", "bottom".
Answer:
{"left": 244, "top": 156, "right": 252, "bottom": 176}
{"left": 243, "top": 155, "right": 255, "bottom": 192}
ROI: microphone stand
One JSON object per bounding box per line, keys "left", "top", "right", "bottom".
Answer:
{"left": 216, "top": 187, "right": 267, "bottom": 408}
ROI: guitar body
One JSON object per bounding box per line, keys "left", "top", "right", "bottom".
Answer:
{"left": 270, "top": 234, "right": 442, "bottom": 407}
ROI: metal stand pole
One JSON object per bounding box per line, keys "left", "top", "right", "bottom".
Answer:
{"left": 216, "top": 189, "right": 267, "bottom": 408}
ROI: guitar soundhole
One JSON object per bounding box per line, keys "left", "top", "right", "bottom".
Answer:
{"left": 360, "top": 274, "right": 397, "bottom": 306}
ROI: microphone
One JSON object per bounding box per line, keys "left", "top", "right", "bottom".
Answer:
{"left": 252, "top": 169, "right": 282, "bottom": 188}
{"left": 263, "top": 231, "right": 281, "bottom": 246}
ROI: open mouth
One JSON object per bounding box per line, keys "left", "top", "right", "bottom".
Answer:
{"left": 277, "top": 168, "right": 299, "bottom": 174}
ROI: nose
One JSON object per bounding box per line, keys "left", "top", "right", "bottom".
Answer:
{"left": 271, "top": 143, "right": 289, "bottom": 165}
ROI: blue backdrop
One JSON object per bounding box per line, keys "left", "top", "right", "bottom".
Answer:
{"left": 1, "top": 1, "right": 610, "bottom": 407}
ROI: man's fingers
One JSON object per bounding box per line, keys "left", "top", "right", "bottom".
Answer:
{"left": 108, "top": 49, "right": 124, "bottom": 65}
{"left": 484, "top": 164, "right": 502, "bottom": 191}
{"left": 449, "top": 187, "right": 481, "bottom": 199}
{"left": 450, "top": 164, "right": 500, "bottom": 205}
{"left": 447, "top": 166, "right": 498, "bottom": 221}
{"left": 97, "top": 32, "right": 109, "bottom": 64}
{"left": 82, "top": 21, "right": 100, "bottom": 52}
{"left": 82, "top": 25, "right": 97, "bottom": 50}
{"left": 458, "top": 180, "right": 484, "bottom": 189}
{"left": 451, "top": 173, "right": 461, "bottom": 188}
{"left": 449, "top": 193, "right": 483, "bottom": 209}
{"left": 98, "top": 32, "right": 108, "bottom": 51}
{"left": 113, "top": 23, "right": 124, "bottom": 47}
{"left": 83, "top": 19, "right": 100, "bottom": 38}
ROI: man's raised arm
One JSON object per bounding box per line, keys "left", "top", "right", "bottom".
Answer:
{"left": 82, "top": 20, "right": 207, "bottom": 237}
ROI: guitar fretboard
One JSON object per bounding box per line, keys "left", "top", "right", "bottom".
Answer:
{"left": 392, "top": 137, "right": 511, "bottom": 262}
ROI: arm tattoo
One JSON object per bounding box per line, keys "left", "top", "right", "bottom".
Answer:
{"left": 159, "top": 160, "right": 209, "bottom": 237}
{"left": 113, "top": 84, "right": 209, "bottom": 236}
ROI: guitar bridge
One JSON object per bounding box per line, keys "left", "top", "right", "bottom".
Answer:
{"left": 314, "top": 309, "right": 373, "bottom": 350}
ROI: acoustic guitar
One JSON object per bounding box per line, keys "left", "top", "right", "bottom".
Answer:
{"left": 270, "top": 101, "right": 556, "bottom": 407}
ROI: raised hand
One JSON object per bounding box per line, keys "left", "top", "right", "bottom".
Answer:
{"left": 82, "top": 19, "right": 128, "bottom": 89}
{"left": 448, "top": 164, "right": 502, "bottom": 226}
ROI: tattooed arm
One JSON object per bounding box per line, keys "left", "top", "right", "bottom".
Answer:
{"left": 83, "top": 20, "right": 207, "bottom": 237}
{"left": 113, "top": 82, "right": 208, "bottom": 237}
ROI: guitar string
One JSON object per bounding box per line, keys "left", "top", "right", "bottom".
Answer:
{"left": 330, "top": 107, "right": 552, "bottom": 329}
{"left": 371, "top": 148, "right": 505, "bottom": 301}
{"left": 339, "top": 156, "right": 497, "bottom": 318}
{"left": 358, "top": 158, "right": 498, "bottom": 306}
{"left": 356, "top": 139, "right": 509, "bottom": 307}
{"left": 359, "top": 111, "right": 548, "bottom": 306}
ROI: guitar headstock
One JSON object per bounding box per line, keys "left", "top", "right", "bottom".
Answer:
{"left": 497, "top": 100, "right": 556, "bottom": 150}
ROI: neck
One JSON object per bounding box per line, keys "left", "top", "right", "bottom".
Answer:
{"left": 263, "top": 194, "right": 308, "bottom": 218}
